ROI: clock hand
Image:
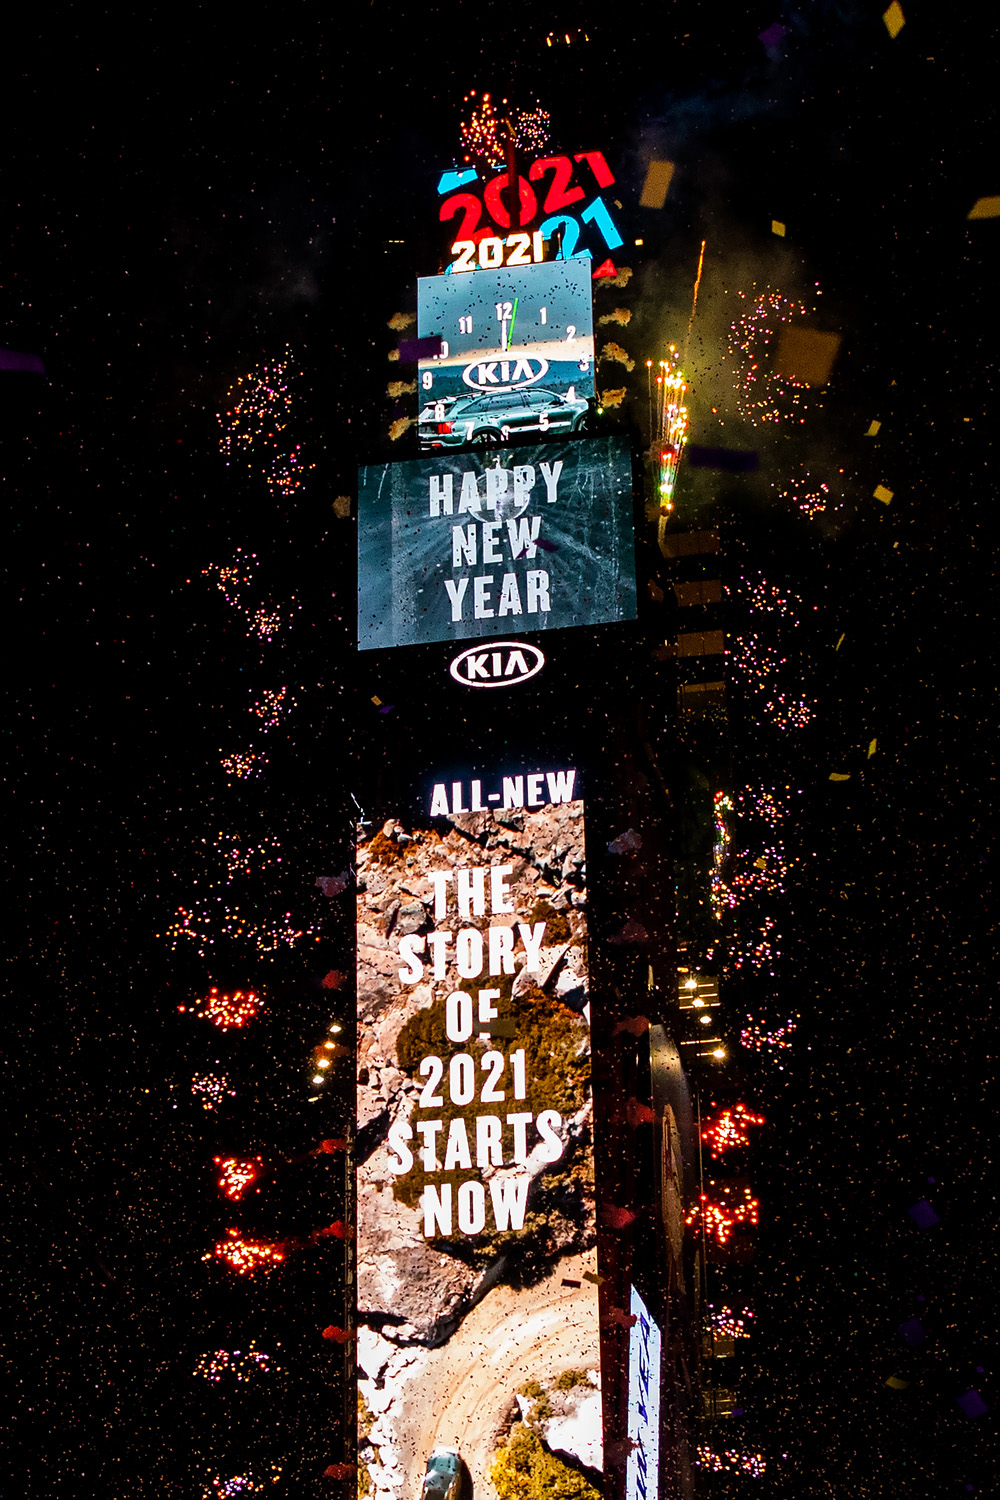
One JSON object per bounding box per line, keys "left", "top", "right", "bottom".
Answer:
{"left": 506, "top": 297, "right": 518, "bottom": 351}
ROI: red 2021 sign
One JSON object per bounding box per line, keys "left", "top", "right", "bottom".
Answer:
{"left": 439, "top": 151, "right": 624, "bottom": 272}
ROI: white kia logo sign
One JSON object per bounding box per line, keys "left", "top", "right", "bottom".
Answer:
{"left": 449, "top": 641, "right": 545, "bottom": 688}
{"left": 462, "top": 355, "right": 549, "bottom": 392}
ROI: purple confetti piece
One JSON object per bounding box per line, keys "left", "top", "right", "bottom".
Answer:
{"left": 687, "top": 444, "right": 759, "bottom": 473}
{"left": 398, "top": 335, "right": 443, "bottom": 363}
{"left": 907, "top": 1199, "right": 940, "bottom": 1229}
{"left": 956, "top": 1390, "right": 989, "bottom": 1419}
{"left": 0, "top": 349, "right": 46, "bottom": 375}
{"left": 898, "top": 1317, "right": 926, "bottom": 1346}
{"left": 758, "top": 22, "right": 788, "bottom": 48}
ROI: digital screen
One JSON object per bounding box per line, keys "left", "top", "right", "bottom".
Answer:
{"left": 626, "top": 1285, "right": 662, "bottom": 1500}
{"left": 436, "top": 150, "right": 625, "bottom": 270}
{"left": 416, "top": 259, "right": 595, "bottom": 448}
{"left": 357, "top": 434, "right": 636, "bottom": 651}
{"left": 356, "top": 769, "right": 603, "bottom": 1500}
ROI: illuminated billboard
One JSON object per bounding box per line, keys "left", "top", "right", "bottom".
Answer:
{"left": 416, "top": 259, "right": 595, "bottom": 437}
{"left": 626, "top": 1285, "right": 662, "bottom": 1500}
{"left": 356, "top": 768, "right": 602, "bottom": 1500}
{"left": 357, "top": 434, "right": 636, "bottom": 651}
{"left": 436, "top": 150, "right": 625, "bottom": 269}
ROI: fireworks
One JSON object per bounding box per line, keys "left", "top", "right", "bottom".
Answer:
{"left": 696, "top": 1446, "right": 766, "bottom": 1477}
{"left": 738, "top": 788, "right": 789, "bottom": 827}
{"left": 743, "top": 574, "right": 802, "bottom": 618}
{"left": 710, "top": 792, "right": 734, "bottom": 920}
{"left": 649, "top": 348, "right": 689, "bottom": 512}
{"left": 741, "top": 1015, "right": 798, "bottom": 1050}
{"left": 728, "top": 635, "right": 815, "bottom": 731}
{"left": 702, "top": 1104, "right": 766, "bottom": 1156}
{"left": 194, "top": 1342, "right": 275, "bottom": 1383}
{"left": 202, "top": 555, "right": 294, "bottom": 642}
{"left": 709, "top": 1305, "right": 753, "bottom": 1339}
{"left": 732, "top": 915, "right": 781, "bottom": 971}
{"left": 209, "top": 1229, "right": 284, "bottom": 1275}
{"left": 728, "top": 289, "right": 816, "bottom": 426}
{"left": 191, "top": 1074, "right": 235, "bottom": 1110}
{"left": 191, "top": 989, "right": 264, "bottom": 1029}
{"left": 214, "top": 1156, "right": 262, "bottom": 1199}
{"left": 458, "top": 92, "right": 550, "bottom": 169}
{"left": 204, "top": 1468, "right": 282, "bottom": 1497}
{"left": 250, "top": 686, "right": 293, "bottom": 731}
{"left": 268, "top": 443, "right": 313, "bottom": 498}
{"left": 221, "top": 751, "right": 265, "bottom": 780}
{"left": 217, "top": 353, "right": 314, "bottom": 498}
{"left": 203, "top": 552, "right": 257, "bottom": 605}
{"left": 211, "top": 832, "right": 282, "bottom": 882}
{"left": 246, "top": 606, "right": 285, "bottom": 640}
{"left": 685, "top": 1185, "right": 760, "bottom": 1246}
{"left": 162, "top": 903, "right": 319, "bottom": 957}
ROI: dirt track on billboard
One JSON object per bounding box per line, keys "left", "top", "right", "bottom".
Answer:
{"left": 396, "top": 1248, "right": 601, "bottom": 1500}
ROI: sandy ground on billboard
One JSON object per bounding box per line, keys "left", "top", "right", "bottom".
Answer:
{"left": 358, "top": 1248, "right": 601, "bottom": 1500}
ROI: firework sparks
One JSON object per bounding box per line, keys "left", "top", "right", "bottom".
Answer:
{"left": 685, "top": 1185, "right": 760, "bottom": 1246}
{"left": 220, "top": 751, "right": 266, "bottom": 780}
{"left": 696, "top": 1446, "right": 766, "bottom": 1476}
{"left": 214, "top": 1156, "right": 263, "bottom": 1199}
{"left": 194, "top": 1342, "right": 275, "bottom": 1383}
{"left": 649, "top": 347, "right": 689, "bottom": 513}
{"left": 459, "top": 92, "right": 550, "bottom": 169}
{"left": 190, "top": 988, "right": 264, "bottom": 1029}
{"left": 250, "top": 686, "right": 293, "bottom": 731}
{"left": 709, "top": 1305, "right": 753, "bottom": 1339}
{"left": 191, "top": 1074, "right": 236, "bottom": 1110}
{"left": 702, "top": 1104, "right": 766, "bottom": 1156}
{"left": 728, "top": 289, "right": 817, "bottom": 426}
{"left": 741, "top": 1015, "right": 798, "bottom": 1050}
{"left": 161, "top": 903, "right": 319, "bottom": 956}
{"left": 209, "top": 1229, "right": 285, "bottom": 1275}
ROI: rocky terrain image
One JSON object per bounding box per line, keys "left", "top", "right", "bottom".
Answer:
{"left": 356, "top": 797, "right": 602, "bottom": 1499}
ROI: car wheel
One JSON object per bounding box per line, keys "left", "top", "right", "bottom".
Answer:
{"left": 572, "top": 414, "right": 590, "bottom": 434}
{"left": 471, "top": 429, "right": 502, "bottom": 445}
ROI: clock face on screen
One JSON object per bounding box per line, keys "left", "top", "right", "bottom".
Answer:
{"left": 416, "top": 259, "right": 595, "bottom": 408}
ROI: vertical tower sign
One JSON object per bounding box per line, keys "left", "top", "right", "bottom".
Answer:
{"left": 356, "top": 769, "right": 603, "bottom": 1499}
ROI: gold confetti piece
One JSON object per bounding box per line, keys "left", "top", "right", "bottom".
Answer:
{"left": 866, "top": 420, "right": 881, "bottom": 436}
{"left": 773, "top": 326, "right": 842, "bottom": 386}
{"left": 771, "top": 220, "right": 786, "bottom": 237}
{"left": 835, "top": 633, "right": 845, "bottom": 650}
{"left": 371, "top": 695, "right": 382, "bottom": 707}
{"left": 583, "top": 1270, "right": 604, "bottom": 1285}
{"left": 829, "top": 773, "right": 851, "bottom": 782}
{"left": 967, "top": 196, "right": 1000, "bottom": 220}
{"left": 332, "top": 495, "right": 351, "bottom": 519}
{"left": 883, "top": 2, "right": 905, "bottom": 37}
{"left": 639, "top": 160, "right": 675, "bottom": 209}
{"left": 387, "top": 311, "right": 415, "bottom": 331}
{"left": 387, "top": 348, "right": 399, "bottom": 362}
{"left": 886, "top": 1374, "right": 910, "bottom": 1389}
{"left": 874, "top": 484, "right": 894, "bottom": 505}
{"left": 868, "top": 739, "right": 878, "bottom": 758}
{"left": 754, "top": 856, "right": 767, "bottom": 869}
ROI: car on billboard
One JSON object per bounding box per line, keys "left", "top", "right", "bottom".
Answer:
{"left": 418, "top": 387, "right": 590, "bottom": 449}
{"left": 420, "top": 1448, "right": 463, "bottom": 1500}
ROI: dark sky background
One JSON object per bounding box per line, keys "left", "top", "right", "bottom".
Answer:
{"left": 4, "top": 2, "right": 998, "bottom": 1497}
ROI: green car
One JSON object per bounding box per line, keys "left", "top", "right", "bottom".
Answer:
{"left": 420, "top": 1447, "right": 462, "bottom": 1500}
{"left": 419, "top": 387, "right": 590, "bottom": 448}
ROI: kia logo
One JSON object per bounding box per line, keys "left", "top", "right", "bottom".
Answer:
{"left": 462, "top": 355, "right": 549, "bottom": 392}
{"left": 449, "top": 641, "right": 545, "bottom": 688}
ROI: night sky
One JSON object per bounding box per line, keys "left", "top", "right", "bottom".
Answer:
{"left": 5, "top": 3, "right": 998, "bottom": 1497}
